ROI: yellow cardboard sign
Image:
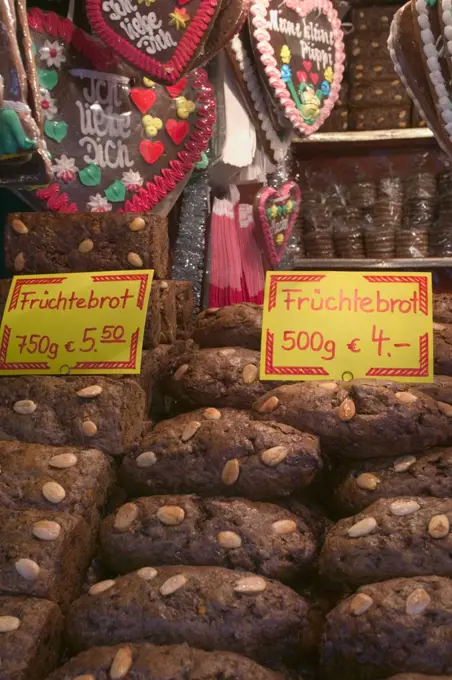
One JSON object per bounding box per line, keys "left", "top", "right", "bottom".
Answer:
{"left": 0, "top": 271, "right": 154, "bottom": 375}
{"left": 261, "top": 271, "right": 433, "bottom": 382}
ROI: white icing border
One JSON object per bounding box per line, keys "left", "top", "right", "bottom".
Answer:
{"left": 388, "top": 5, "right": 449, "bottom": 153}
{"left": 230, "top": 35, "right": 291, "bottom": 162}
{"left": 414, "top": 0, "right": 452, "bottom": 130}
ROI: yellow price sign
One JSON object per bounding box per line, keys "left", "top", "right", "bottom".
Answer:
{"left": 0, "top": 271, "right": 154, "bottom": 375}
{"left": 261, "top": 271, "right": 433, "bottom": 382}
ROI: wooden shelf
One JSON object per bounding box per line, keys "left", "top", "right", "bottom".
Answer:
{"left": 292, "top": 258, "right": 452, "bottom": 270}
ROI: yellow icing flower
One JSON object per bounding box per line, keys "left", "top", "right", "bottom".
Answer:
{"left": 324, "top": 66, "right": 334, "bottom": 83}
{"left": 142, "top": 115, "right": 163, "bottom": 137}
{"left": 275, "top": 233, "right": 284, "bottom": 245}
{"left": 280, "top": 45, "right": 291, "bottom": 64}
{"left": 270, "top": 204, "right": 278, "bottom": 219}
{"left": 142, "top": 77, "right": 155, "bottom": 88}
{"left": 138, "top": 0, "right": 157, "bottom": 5}
{"left": 169, "top": 7, "right": 190, "bottom": 30}
{"left": 176, "top": 95, "right": 195, "bottom": 119}
{"left": 286, "top": 200, "right": 294, "bottom": 213}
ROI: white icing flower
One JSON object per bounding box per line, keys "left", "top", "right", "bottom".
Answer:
{"left": 122, "top": 170, "right": 143, "bottom": 191}
{"left": 52, "top": 155, "right": 78, "bottom": 183}
{"left": 39, "top": 40, "right": 66, "bottom": 68}
{"left": 40, "top": 88, "right": 57, "bottom": 120}
{"left": 87, "top": 194, "right": 113, "bottom": 213}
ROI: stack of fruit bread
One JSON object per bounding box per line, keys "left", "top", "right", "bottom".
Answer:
{"left": 2, "top": 214, "right": 452, "bottom": 679}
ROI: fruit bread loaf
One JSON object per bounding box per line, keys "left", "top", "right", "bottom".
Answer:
{"left": 0, "top": 375, "right": 146, "bottom": 455}
{"left": 434, "top": 293, "right": 452, "bottom": 324}
{"left": 0, "top": 508, "right": 92, "bottom": 607}
{"left": 66, "top": 565, "right": 310, "bottom": 663}
{"left": 45, "top": 643, "right": 284, "bottom": 680}
{"left": 351, "top": 4, "right": 398, "bottom": 30}
{"left": 332, "top": 448, "right": 452, "bottom": 515}
{"left": 434, "top": 323, "right": 452, "bottom": 376}
{"left": 162, "top": 346, "right": 281, "bottom": 409}
{"left": 407, "top": 376, "right": 452, "bottom": 405}
{"left": 193, "top": 304, "right": 263, "bottom": 349}
{"left": 0, "top": 595, "right": 63, "bottom": 680}
{"left": 319, "top": 497, "right": 452, "bottom": 586}
{"left": 4, "top": 213, "right": 169, "bottom": 279}
{"left": 174, "top": 281, "right": 195, "bottom": 340}
{"left": 349, "top": 106, "right": 410, "bottom": 130}
{"left": 0, "top": 441, "right": 114, "bottom": 526}
{"left": 320, "top": 576, "right": 452, "bottom": 679}
{"left": 252, "top": 381, "right": 452, "bottom": 457}
{"left": 99, "top": 495, "right": 317, "bottom": 581}
{"left": 119, "top": 407, "right": 322, "bottom": 499}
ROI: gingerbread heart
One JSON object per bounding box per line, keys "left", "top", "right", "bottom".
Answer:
{"left": 86, "top": 0, "right": 221, "bottom": 85}
{"left": 22, "top": 9, "right": 215, "bottom": 214}
{"left": 249, "top": 0, "right": 345, "bottom": 136}
{"left": 254, "top": 181, "right": 301, "bottom": 267}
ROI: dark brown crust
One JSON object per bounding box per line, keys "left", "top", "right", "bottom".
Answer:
{"left": 174, "top": 281, "right": 195, "bottom": 340}
{"left": 252, "top": 381, "right": 452, "bottom": 458}
{"left": 46, "top": 643, "right": 284, "bottom": 680}
{"left": 0, "top": 595, "right": 63, "bottom": 680}
{"left": 349, "top": 106, "right": 410, "bottom": 131}
{"left": 333, "top": 447, "right": 452, "bottom": 515}
{"left": 99, "top": 495, "right": 317, "bottom": 581}
{"left": 119, "top": 407, "right": 322, "bottom": 499}
{"left": 434, "top": 294, "right": 452, "bottom": 324}
{"left": 150, "top": 281, "right": 177, "bottom": 345}
{"left": 0, "top": 441, "right": 114, "bottom": 526}
{"left": 4, "top": 212, "right": 169, "bottom": 279}
{"left": 434, "top": 322, "right": 452, "bottom": 376}
{"left": 351, "top": 4, "right": 399, "bottom": 31}
{"left": 407, "top": 376, "right": 452, "bottom": 405}
{"left": 162, "top": 346, "right": 281, "bottom": 409}
{"left": 320, "top": 576, "right": 452, "bottom": 679}
{"left": 193, "top": 304, "right": 263, "bottom": 349}
{"left": 319, "top": 497, "right": 452, "bottom": 586}
{"left": 0, "top": 375, "right": 146, "bottom": 455}
{"left": 0, "top": 508, "right": 92, "bottom": 607}
{"left": 66, "top": 565, "right": 310, "bottom": 664}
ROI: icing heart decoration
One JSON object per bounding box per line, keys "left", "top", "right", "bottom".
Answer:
{"left": 86, "top": 0, "right": 221, "bottom": 84}
{"left": 249, "top": 0, "right": 345, "bottom": 136}
{"left": 23, "top": 9, "right": 215, "bottom": 214}
{"left": 254, "top": 181, "right": 301, "bottom": 267}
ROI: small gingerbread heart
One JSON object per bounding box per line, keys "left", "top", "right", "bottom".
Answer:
{"left": 254, "top": 181, "right": 301, "bottom": 267}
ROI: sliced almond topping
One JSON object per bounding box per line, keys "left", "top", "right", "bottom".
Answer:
{"left": 242, "top": 364, "right": 259, "bottom": 385}
{"left": 405, "top": 587, "right": 430, "bottom": 615}
{"left": 319, "top": 382, "right": 338, "bottom": 391}
{"left": 114, "top": 503, "right": 139, "bottom": 531}
{"left": 13, "top": 400, "right": 36, "bottom": 415}
{"left": 136, "top": 567, "right": 158, "bottom": 581}
{"left": 14, "top": 252, "right": 25, "bottom": 271}
{"left": 350, "top": 593, "right": 373, "bottom": 616}
{"left": 438, "top": 401, "right": 452, "bottom": 417}
{"left": 217, "top": 531, "right": 242, "bottom": 549}
{"left": 203, "top": 408, "right": 222, "bottom": 421}
{"left": 15, "top": 558, "right": 40, "bottom": 581}
{"left": 393, "top": 455, "right": 416, "bottom": 473}
{"left": 356, "top": 473, "right": 380, "bottom": 491}
{"left": 260, "top": 445, "right": 288, "bottom": 467}
{"left": 339, "top": 398, "right": 356, "bottom": 421}
{"left": 395, "top": 391, "right": 418, "bottom": 404}
{"left": 129, "top": 217, "right": 146, "bottom": 232}
{"left": 82, "top": 420, "right": 97, "bottom": 437}
{"left": 0, "top": 616, "right": 20, "bottom": 633}
{"left": 234, "top": 576, "right": 267, "bottom": 594}
{"left": 89, "top": 579, "right": 115, "bottom": 596}
{"left": 173, "top": 364, "right": 189, "bottom": 380}
{"left": 390, "top": 500, "right": 420, "bottom": 516}
{"left": 49, "top": 453, "right": 78, "bottom": 469}
{"left": 110, "top": 646, "right": 133, "bottom": 679}
{"left": 433, "top": 322, "right": 446, "bottom": 331}
{"left": 272, "top": 519, "right": 297, "bottom": 535}
{"left": 74, "top": 675, "right": 95, "bottom": 680}
{"left": 78, "top": 239, "right": 94, "bottom": 253}
{"left": 32, "top": 520, "right": 61, "bottom": 541}
{"left": 42, "top": 481, "right": 66, "bottom": 504}
{"left": 222, "top": 459, "right": 240, "bottom": 486}
{"left": 157, "top": 505, "right": 185, "bottom": 526}
{"left": 254, "top": 395, "right": 279, "bottom": 414}
{"left": 11, "top": 218, "right": 28, "bottom": 234}
{"left": 77, "top": 385, "right": 103, "bottom": 398}
{"left": 181, "top": 421, "right": 201, "bottom": 442}
{"left": 159, "top": 574, "right": 187, "bottom": 596}
{"left": 428, "top": 514, "right": 450, "bottom": 538}
{"left": 159, "top": 281, "right": 169, "bottom": 290}
{"left": 217, "top": 348, "right": 236, "bottom": 357}
{"left": 347, "top": 517, "right": 377, "bottom": 538}
{"left": 127, "top": 252, "right": 143, "bottom": 268}
{"left": 136, "top": 451, "right": 157, "bottom": 468}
